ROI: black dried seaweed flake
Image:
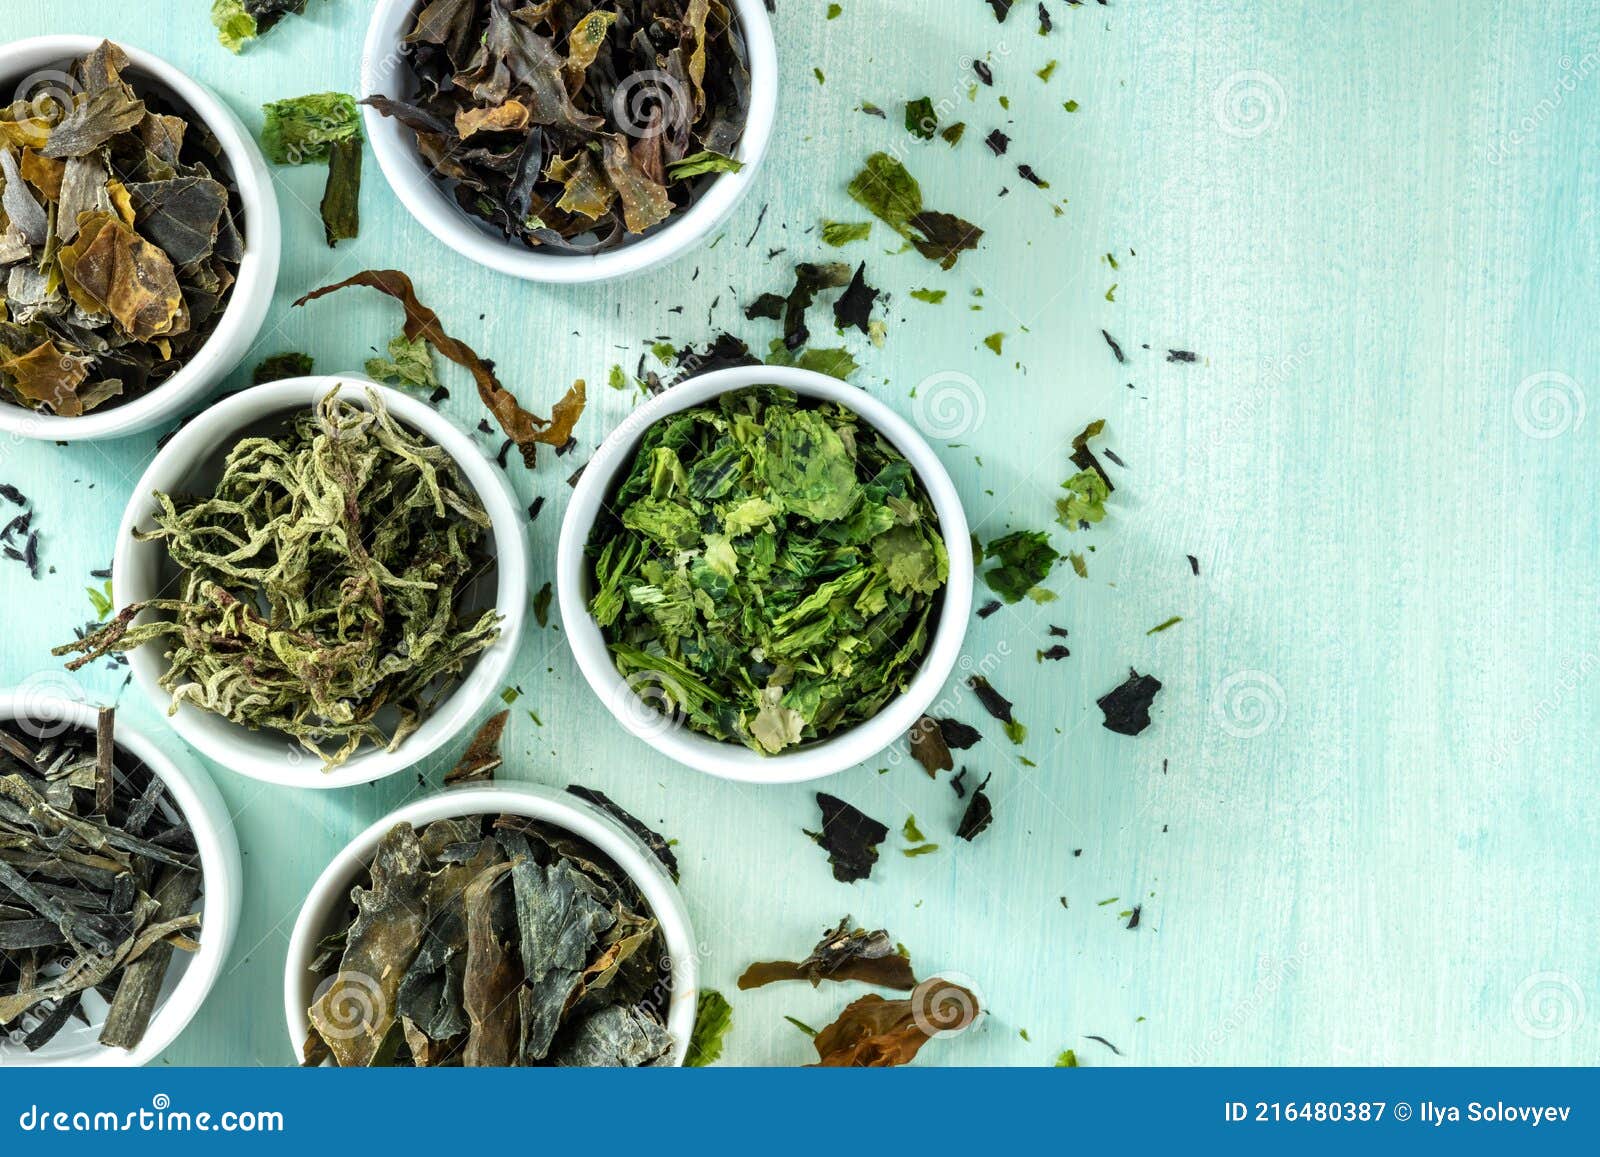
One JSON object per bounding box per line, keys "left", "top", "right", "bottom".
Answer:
{"left": 813, "top": 794, "right": 889, "bottom": 884}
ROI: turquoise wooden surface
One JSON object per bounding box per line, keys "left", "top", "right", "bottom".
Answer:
{"left": 2, "top": 0, "right": 1596, "bottom": 1066}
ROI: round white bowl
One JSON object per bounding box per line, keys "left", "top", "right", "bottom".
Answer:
{"left": 284, "top": 782, "right": 697, "bottom": 1066}
{"left": 0, "top": 690, "right": 242, "bottom": 1067}
{"left": 112, "top": 376, "right": 529, "bottom": 789}
{"left": 360, "top": 0, "right": 778, "bottom": 283}
{"left": 558, "top": 366, "right": 974, "bottom": 784}
{"left": 0, "top": 35, "right": 280, "bottom": 442}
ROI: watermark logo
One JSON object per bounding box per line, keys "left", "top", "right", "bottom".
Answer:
{"left": 1212, "top": 70, "right": 1287, "bottom": 139}
{"left": 913, "top": 371, "right": 987, "bottom": 439}
{"left": 910, "top": 972, "right": 985, "bottom": 1039}
{"left": 1512, "top": 971, "right": 1586, "bottom": 1040}
{"left": 1211, "top": 669, "right": 1286, "bottom": 739}
{"left": 612, "top": 70, "right": 690, "bottom": 140}
{"left": 1512, "top": 371, "right": 1585, "bottom": 440}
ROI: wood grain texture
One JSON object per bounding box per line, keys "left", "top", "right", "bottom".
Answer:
{"left": 0, "top": 0, "right": 1595, "bottom": 1066}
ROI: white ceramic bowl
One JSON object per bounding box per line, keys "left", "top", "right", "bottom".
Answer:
{"left": 558, "top": 366, "right": 974, "bottom": 783}
{"left": 0, "top": 35, "right": 280, "bottom": 442}
{"left": 0, "top": 690, "right": 242, "bottom": 1067}
{"left": 112, "top": 376, "right": 529, "bottom": 789}
{"left": 360, "top": 0, "right": 778, "bottom": 283}
{"left": 284, "top": 782, "right": 697, "bottom": 1066}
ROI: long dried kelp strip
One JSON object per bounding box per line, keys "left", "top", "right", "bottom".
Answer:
{"left": 0, "top": 717, "right": 203, "bottom": 1054}
{"left": 99, "top": 864, "right": 202, "bottom": 1048}
{"left": 739, "top": 917, "right": 917, "bottom": 991}
{"left": 54, "top": 388, "right": 500, "bottom": 770}
{"left": 293, "top": 271, "right": 584, "bottom": 467}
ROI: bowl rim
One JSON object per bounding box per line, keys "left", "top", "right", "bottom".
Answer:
{"left": 282, "top": 781, "right": 698, "bottom": 1067}
{"left": 111, "top": 375, "right": 530, "bottom": 789}
{"left": 359, "top": 0, "right": 779, "bottom": 283}
{"left": 0, "top": 34, "right": 281, "bottom": 441}
{"left": 556, "top": 365, "right": 975, "bottom": 784}
{"left": 0, "top": 690, "right": 242, "bottom": 1068}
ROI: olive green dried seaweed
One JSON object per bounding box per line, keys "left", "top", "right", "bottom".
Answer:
{"left": 587, "top": 387, "right": 949, "bottom": 755}
{"left": 53, "top": 388, "right": 502, "bottom": 770}
{"left": 0, "top": 717, "right": 203, "bottom": 1055}
{"left": 304, "top": 812, "right": 674, "bottom": 1067}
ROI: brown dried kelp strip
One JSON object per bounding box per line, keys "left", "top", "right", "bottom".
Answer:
{"left": 0, "top": 718, "right": 202, "bottom": 1055}
{"left": 908, "top": 715, "right": 953, "bottom": 775}
{"left": 294, "top": 270, "right": 584, "bottom": 467}
{"left": 738, "top": 917, "right": 917, "bottom": 991}
{"left": 812, "top": 978, "right": 981, "bottom": 1066}
{"left": 55, "top": 389, "right": 501, "bottom": 770}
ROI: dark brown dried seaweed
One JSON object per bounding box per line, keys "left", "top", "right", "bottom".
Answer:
{"left": 366, "top": 0, "right": 753, "bottom": 254}
{"left": 738, "top": 916, "right": 917, "bottom": 991}
{"left": 1097, "top": 670, "right": 1162, "bottom": 735}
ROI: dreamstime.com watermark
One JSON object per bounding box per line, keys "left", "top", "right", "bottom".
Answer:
{"left": 15, "top": 1095, "right": 283, "bottom": 1134}
{"left": 1187, "top": 943, "right": 1313, "bottom": 1063}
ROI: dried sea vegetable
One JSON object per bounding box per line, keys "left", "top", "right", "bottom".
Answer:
{"left": 303, "top": 813, "right": 675, "bottom": 1067}
{"left": 0, "top": 712, "right": 203, "bottom": 1055}
{"left": 907, "top": 714, "right": 953, "bottom": 775}
{"left": 54, "top": 388, "right": 502, "bottom": 771}
{"left": 259, "top": 93, "right": 363, "bottom": 246}
{"left": 294, "top": 270, "right": 585, "bottom": 467}
{"left": 1097, "top": 670, "right": 1162, "bottom": 736}
{"left": 846, "top": 152, "right": 983, "bottom": 269}
{"left": 738, "top": 917, "right": 917, "bottom": 991}
{"left": 586, "top": 387, "right": 949, "bottom": 755}
{"left": 811, "top": 978, "right": 981, "bottom": 1067}
{"left": 0, "top": 41, "right": 244, "bottom": 417}
{"left": 983, "top": 529, "right": 1060, "bottom": 604}
{"left": 685, "top": 988, "right": 732, "bottom": 1066}
{"left": 812, "top": 793, "right": 888, "bottom": 884}
{"left": 212, "top": 0, "right": 310, "bottom": 53}
{"left": 365, "top": 0, "right": 753, "bottom": 254}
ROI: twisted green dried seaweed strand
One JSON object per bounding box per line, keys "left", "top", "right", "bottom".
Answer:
{"left": 55, "top": 388, "right": 500, "bottom": 770}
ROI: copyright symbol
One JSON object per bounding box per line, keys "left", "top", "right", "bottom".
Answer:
{"left": 1393, "top": 1103, "right": 1412, "bottom": 1121}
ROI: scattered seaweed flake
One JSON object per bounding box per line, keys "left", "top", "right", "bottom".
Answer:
{"left": 813, "top": 794, "right": 889, "bottom": 884}
{"left": 1146, "top": 616, "right": 1182, "bottom": 635}
{"left": 908, "top": 715, "right": 954, "bottom": 775}
{"left": 685, "top": 989, "right": 732, "bottom": 1066}
{"left": 1097, "top": 670, "right": 1163, "bottom": 736}
{"left": 1100, "top": 329, "right": 1125, "bottom": 363}
{"left": 1085, "top": 1034, "right": 1122, "bottom": 1056}
{"left": 739, "top": 917, "right": 917, "bottom": 991}
{"left": 956, "top": 774, "right": 994, "bottom": 841}
{"left": 976, "top": 598, "right": 1002, "bottom": 619}
{"left": 1187, "top": 554, "right": 1199, "bottom": 575}
{"left": 937, "top": 717, "right": 982, "bottom": 751}
{"left": 985, "top": 129, "right": 1011, "bottom": 156}
{"left": 1168, "top": 349, "right": 1198, "bottom": 363}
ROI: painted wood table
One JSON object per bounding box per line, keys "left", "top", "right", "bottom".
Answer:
{"left": 1, "top": 0, "right": 1596, "bottom": 1066}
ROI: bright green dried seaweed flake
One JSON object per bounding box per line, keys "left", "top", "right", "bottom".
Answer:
{"left": 587, "top": 387, "right": 949, "bottom": 756}
{"left": 686, "top": 988, "right": 733, "bottom": 1066}
{"left": 364, "top": 333, "right": 438, "bottom": 391}
{"left": 982, "top": 530, "right": 1060, "bottom": 604}
{"left": 260, "top": 92, "right": 360, "bottom": 165}
{"left": 846, "top": 152, "right": 983, "bottom": 269}
{"left": 55, "top": 388, "right": 500, "bottom": 771}
{"left": 821, "top": 221, "right": 873, "bottom": 247}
